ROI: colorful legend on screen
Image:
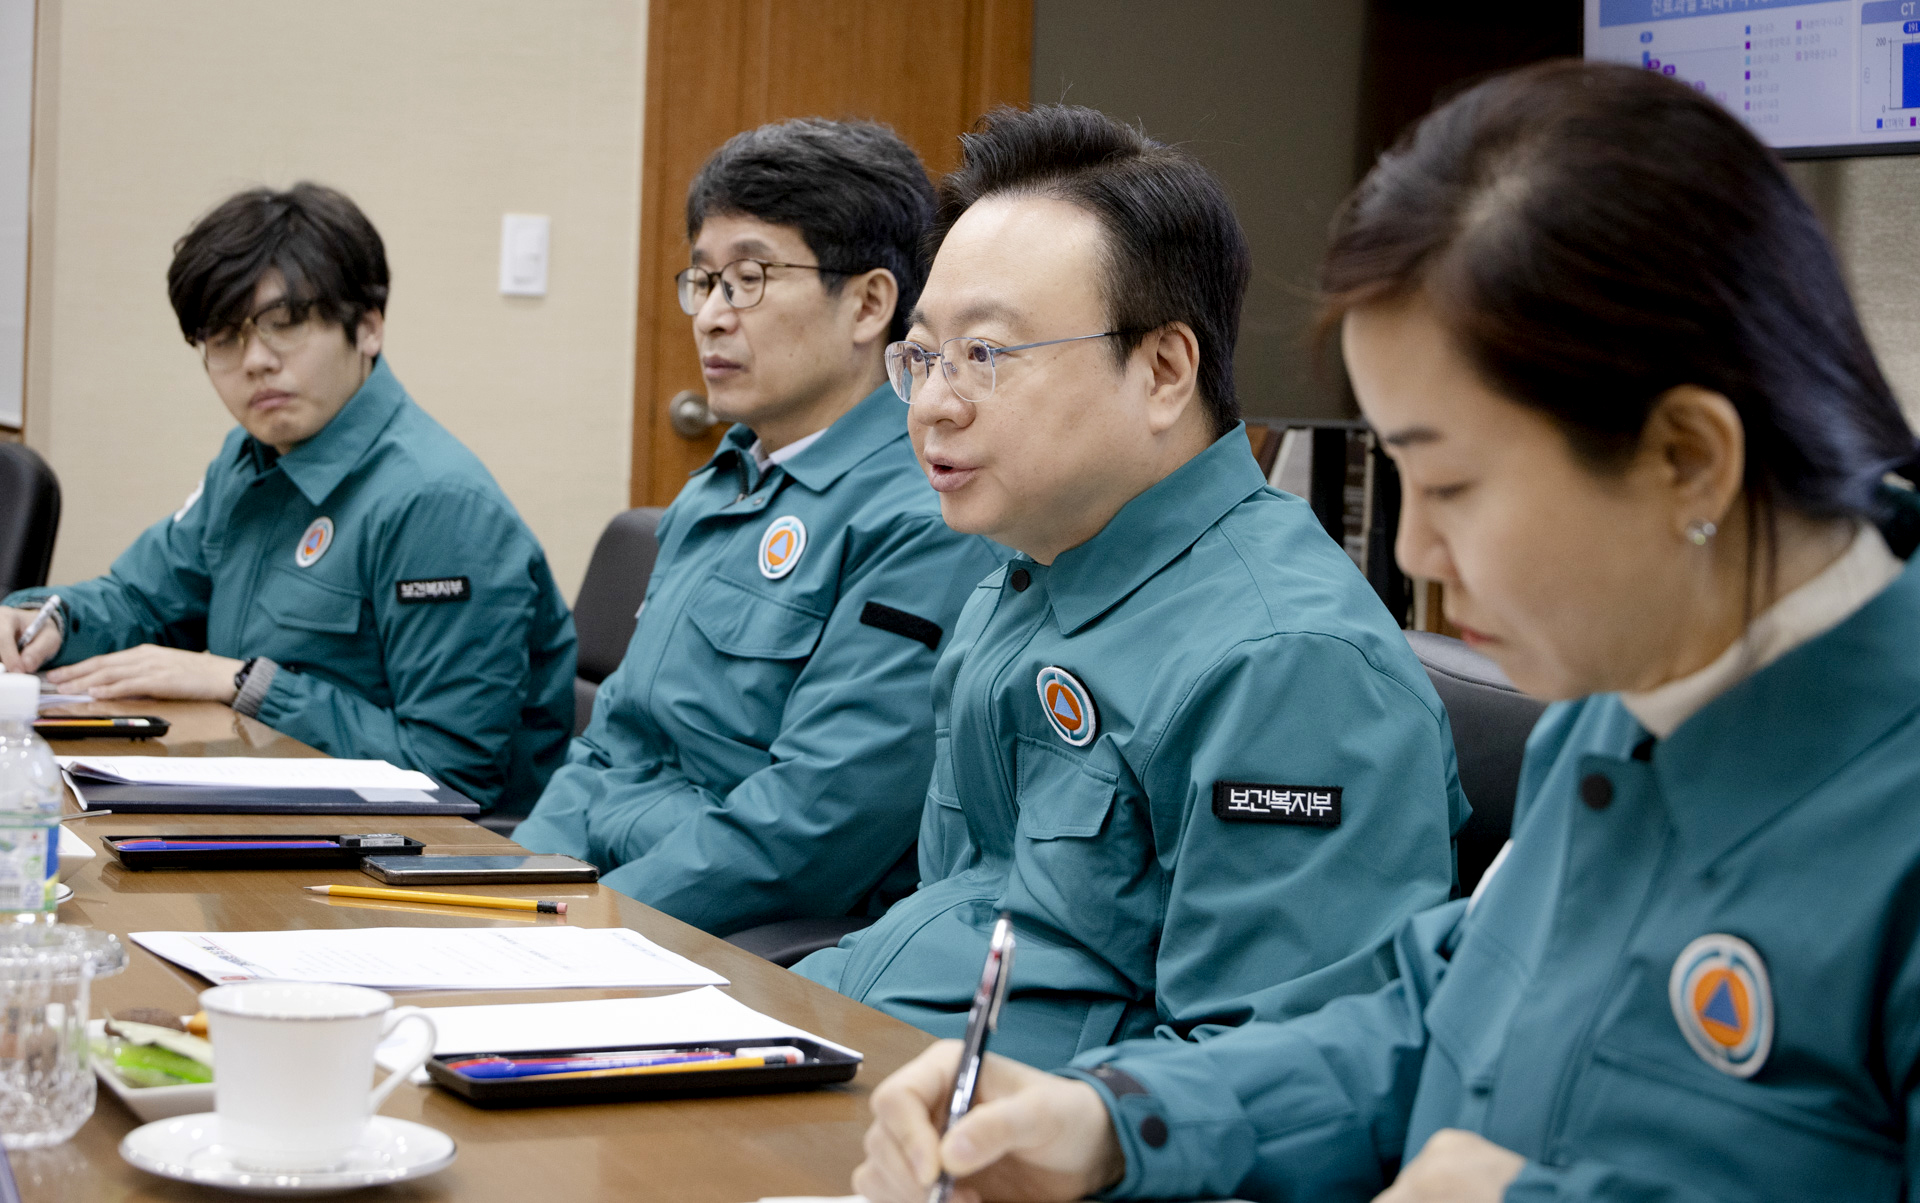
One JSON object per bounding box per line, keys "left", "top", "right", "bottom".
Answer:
{"left": 1588, "top": 1, "right": 1920, "bottom": 151}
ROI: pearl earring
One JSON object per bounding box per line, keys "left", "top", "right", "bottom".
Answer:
{"left": 1686, "top": 519, "right": 1717, "bottom": 546}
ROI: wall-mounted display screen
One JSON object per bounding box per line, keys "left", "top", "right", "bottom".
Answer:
{"left": 1586, "top": 0, "right": 1920, "bottom": 157}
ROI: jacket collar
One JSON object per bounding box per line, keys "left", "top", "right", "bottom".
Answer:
{"left": 238, "top": 357, "right": 407, "bottom": 507}
{"left": 1649, "top": 545, "right": 1920, "bottom": 873}
{"left": 1044, "top": 424, "right": 1268, "bottom": 635}
{"left": 700, "top": 383, "right": 906, "bottom": 493}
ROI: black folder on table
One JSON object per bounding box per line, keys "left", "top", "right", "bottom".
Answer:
{"left": 66, "top": 782, "right": 481, "bottom": 816}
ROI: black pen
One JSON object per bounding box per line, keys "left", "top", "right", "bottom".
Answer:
{"left": 929, "top": 911, "right": 1016, "bottom": 1203}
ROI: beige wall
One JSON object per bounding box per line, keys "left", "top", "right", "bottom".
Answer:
{"left": 1032, "top": 0, "right": 1366, "bottom": 421}
{"left": 24, "top": 0, "right": 646, "bottom": 601}
{"left": 1789, "top": 157, "right": 1920, "bottom": 431}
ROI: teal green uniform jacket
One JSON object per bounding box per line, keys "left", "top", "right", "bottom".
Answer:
{"left": 1066, "top": 520, "right": 1920, "bottom": 1201}
{"left": 512, "top": 384, "right": 1002, "bottom": 935}
{"left": 794, "top": 429, "right": 1468, "bottom": 1069}
{"left": 5, "top": 359, "right": 575, "bottom": 813}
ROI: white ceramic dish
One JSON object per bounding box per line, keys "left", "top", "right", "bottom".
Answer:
{"left": 119, "top": 1112, "right": 456, "bottom": 1196}
{"left": 89, "top": 1019, "right": 215, "bottom": 1122}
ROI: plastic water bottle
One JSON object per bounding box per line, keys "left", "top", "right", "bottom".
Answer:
{"left": 0, "top": 674, "right": 58, "bottom": 919}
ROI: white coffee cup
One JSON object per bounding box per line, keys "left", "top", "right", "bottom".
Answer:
{"left": 200, "top": 981, "right": 437, "bottom": 1173}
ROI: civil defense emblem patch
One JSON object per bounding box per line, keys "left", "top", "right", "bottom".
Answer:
{"left": 1668, "top": 932, "right": 1773, "bottom": 1079}
{"left": 758, "top": 516, "right": 807, "bottom": 580}
{"left": 295, "top": 517, "right": 334, "bottom": 568}
{"left": 1035, "top": 666, "right": 1097, "bottom": 747}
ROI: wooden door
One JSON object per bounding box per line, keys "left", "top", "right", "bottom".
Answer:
{"left": 630, "top": 0, "right": 1033, "bottom": 506}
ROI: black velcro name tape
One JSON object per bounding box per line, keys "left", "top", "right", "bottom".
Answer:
{"left": 396, "top": 577, "right": 471, "bottom": 604}
{"left": 860, "top": 602, "right": 942, "bottom": 651}
{"left": 1212, "top": 781, "right": 1342, "bottom": 827}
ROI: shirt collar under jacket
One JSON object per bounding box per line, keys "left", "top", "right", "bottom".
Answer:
{"left": 1641, "top": 516, "right": 1920, "bottom": 874}
{"left": 1621, "top": 521, "right": 1903, "bottom": 739}
{"left": 701, "top": 382, "right": 904, "bottom": 493}
{"left": 1041, "top": 422, "right": 1269, "bottom": 636}
{"left": 748, "top": 428, "right": 825, "bottom": 472}
{"left": 235, "top": 356, "right": 407, "bottom": 507}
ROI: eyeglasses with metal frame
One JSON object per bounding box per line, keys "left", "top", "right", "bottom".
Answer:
{"left": 198, "top": 299, "right": 327, "bottom": 372}
{"left": 674, "top": 258, "right": 846, "bottom": 316}
{"left": 884, "top": 332, "right": 1126, "bottom": 404}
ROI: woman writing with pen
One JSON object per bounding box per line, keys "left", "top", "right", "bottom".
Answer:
{"left": 854, "top": 61, "right": 1920, "bottom": 1203}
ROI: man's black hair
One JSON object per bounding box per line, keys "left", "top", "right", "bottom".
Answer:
{"left": 686, "top": 119, "right": 935, "bottom": 342}
{"left": 933, "top": 105, "right": 1252, "bottom": 437}
{"left": 168, "top": 182, "right": 389, "bottom": 345}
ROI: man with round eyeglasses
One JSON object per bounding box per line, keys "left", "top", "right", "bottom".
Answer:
{"left": 0, "top": 183, "right": 576, "bottom": 816}
{"left": 791, "top": 105, "right": 1465, "bottom": 1071}
{"left": 512, "top": 119, "right": 999, "bottom": 935}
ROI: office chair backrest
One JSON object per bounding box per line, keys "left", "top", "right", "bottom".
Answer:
{"left": 570, "top": 507, "right": 664, "bottom": 735}
{"left": 0, "top": 443, "right": 61, "bottom": 595}
{"left": 1405, "top": 629, "right": 1548, "bottom": 896}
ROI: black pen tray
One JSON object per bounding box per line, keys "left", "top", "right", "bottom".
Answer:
{"left": 102, "top": 833, "right": 426, "bottom": 870}
{"left": 426, "top": 1038, "right": 860, "bottom": 1108}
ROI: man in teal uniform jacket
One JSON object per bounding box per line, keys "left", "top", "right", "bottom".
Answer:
{"left": 513, "top": 120, "right": 1000, "bottom": 933}
{"left": 791, "top": 106, "right": 1465, "bottom": 1069}
{"left": 1, "top": 184, "right": 574, "bottom": 814}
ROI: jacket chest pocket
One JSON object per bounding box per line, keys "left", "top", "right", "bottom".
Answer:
{"left": 1015, "top": 736, "right": 1117, "bottom": 839}
{"left": 685, "top": 575, "right": 827, "bottom": 660}
{"left": 671, "top": 575, "right": 828, "bottom": 757}
{"left": 259, "top": 568, "right": 365, "bottom": 636}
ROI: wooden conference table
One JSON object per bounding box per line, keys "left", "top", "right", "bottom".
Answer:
{"left": 26, "top": 698, "right": 937, "bottom": 1202}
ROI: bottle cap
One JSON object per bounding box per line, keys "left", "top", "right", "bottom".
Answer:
{"left": 0, "top": 673, "right": 38, "bottom": 722}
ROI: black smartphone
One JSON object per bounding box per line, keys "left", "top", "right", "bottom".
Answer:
{"left": 361, "top": 854, "right": 600, "bottom": 884}
{"left": 34, "top": 716, "right": 170, "bottom": 740}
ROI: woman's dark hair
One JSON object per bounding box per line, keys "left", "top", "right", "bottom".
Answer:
{"left": 168, "top": 182, "right": 389, "bottom": 345}
{"left": 687, "top": 118, "right": 935, "bottom": 342}
{"left": 1321, "top": 59, "right": 1919, "bottom": 537}
{"left": 933, "top": 104, "right": 1252, "bottom": 438}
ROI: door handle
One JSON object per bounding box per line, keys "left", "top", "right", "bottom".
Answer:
{"left": 668, "top": 390, "right": 719, "bottom": 439}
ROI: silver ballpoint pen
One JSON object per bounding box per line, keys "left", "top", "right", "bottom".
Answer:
{"left": 928, "top": 912, "right": 1016, "bottom": 1203}
{"left": 15, "top": 595, "right": 61, "bottom": 652}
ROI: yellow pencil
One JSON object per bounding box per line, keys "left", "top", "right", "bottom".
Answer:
{"left": 303, "top": 884, "right": 567, "bottom": 915}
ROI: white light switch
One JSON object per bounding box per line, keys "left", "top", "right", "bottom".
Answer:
{"left": 499, "top": 214, "right": 550, "bottom": 297}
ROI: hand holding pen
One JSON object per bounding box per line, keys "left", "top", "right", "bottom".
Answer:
{"left": 3, "top": 595, "right": 61, "bottom": 673}
{"left": 854, "top": 913, "right": 1127, "bottom": 1203}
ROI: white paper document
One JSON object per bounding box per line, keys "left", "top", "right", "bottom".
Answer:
{"left": 130, "top": 927, "right": 729, "bottom": 991}
{"left": 59, "top": 755, "right": 439, "bottom": 792}
{"left": 37, "top": 693, "right": 93, "bottom": 710}
{"left": 375, "top": 985, "right": 859, "bottom": 1073}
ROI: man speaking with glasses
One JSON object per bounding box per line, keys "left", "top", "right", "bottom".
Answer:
{"left": 790, "top": 106, "right": 1464, "bottom": 1069}
{"left": 0, "top": 183, "right": 576, "bottom": 815}
{"left": 512, "top": 120, "right": 998, "bottom": 935}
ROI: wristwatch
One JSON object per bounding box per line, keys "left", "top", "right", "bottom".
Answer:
{"left": 232, "top": 657, "right": 259, "bottom": 695}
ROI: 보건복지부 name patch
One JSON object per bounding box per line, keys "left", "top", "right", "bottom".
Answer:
{"left": 395, "top": 577, "right": 471, "bottom": 604}
{"left": 1212, "top": 781, "right": 1341, "bottom": 826}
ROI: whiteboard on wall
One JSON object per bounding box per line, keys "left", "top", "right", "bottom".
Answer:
{"left": 0, "top": 0, "right": 33, "bottom": 429}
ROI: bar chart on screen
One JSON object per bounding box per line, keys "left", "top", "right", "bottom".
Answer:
{"left": 1860, "top": 2, "right": 1920, "bottom": 131}
{"left": 1586, "top": 1, "right": 1920, "bottom": 154}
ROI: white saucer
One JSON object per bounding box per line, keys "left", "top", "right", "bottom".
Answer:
{"left": 53, "top": 882, "right": 72, "bottom": 904}
{"left": 119, "top": 1113, "right": 456, "bottom": 1195}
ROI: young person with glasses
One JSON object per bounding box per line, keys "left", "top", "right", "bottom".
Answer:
{"left": 512, "top": 120, "right": 999, "bottom": 934}
{"left": 0, "top": 183, "right": 575, "bottom": 815}
{"left": 790, "top": 104, "right": 1465, "bottom": 1071}
{"left": 853, "top": 62, "right": 1920, "bottom": 1203}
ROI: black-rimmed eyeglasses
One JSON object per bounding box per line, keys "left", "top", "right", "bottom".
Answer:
{"left": 674, "top": 258, "right": 845, "bottom": 315}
